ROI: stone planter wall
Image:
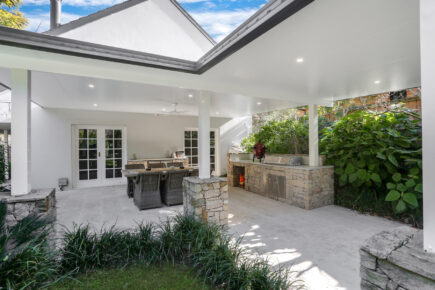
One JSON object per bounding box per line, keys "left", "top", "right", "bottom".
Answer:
{"left": 183, "top": 177, "right": 228, "bottom": 226}
{"left": 360, "top": 226, "right": 435, "bottom": 290}
{"left": 1, "top": 189, "right": 56, "bottom": 231}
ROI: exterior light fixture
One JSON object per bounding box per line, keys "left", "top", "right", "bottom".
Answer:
{"left": 88, "top": 84, "right": 95, "bottom": 88}
{"left": 188, "top": 94, "right": 193, "bottom": 98}
{"left": 162, "top": 108, "right": 166, "bottom": 112}
{"left": 216, "top": 112, "right": 220, "bottom": 115}
{"left": 374, "top": 80, "right": 381, "bottom": 84}
{"left": 93, "top": 103, "right": 98, "bottom": 107}
{"left": 296, "top": 58, "right": 304, "bottom": 63}
{"left": 257, "top": 102, "right": 262, "bottom": 105}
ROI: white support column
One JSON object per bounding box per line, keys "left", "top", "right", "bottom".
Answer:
{"left": 421, "top": 0, "right": 435, "bottom": 253}
{"left": 308, "top": 104, "right": 319, "bottom": 167}
{"left": 3, "top": 129, "right": 9, "bottom": 180}
{"left": 11, "top": 69, "right": 31, "bottom": 196}
{"left": 198, "top": 91, "right": 211, "bottom": 179}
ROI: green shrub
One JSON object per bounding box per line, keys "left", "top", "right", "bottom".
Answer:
{"left": 61, "top": 223, "right": 158, "bottom": 273}
{"left": 242, "top": 116, "right": 331, "bottom": 154}
{"left": 320, "top": 109, "right": 422, "bottom": 226}
{"left": 61, "top": 214, "right": 297, "bottom": 289}
{"left": 0, "top": 203, "right": 63, "bottom": 289}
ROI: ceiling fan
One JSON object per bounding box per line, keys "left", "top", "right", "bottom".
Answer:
{"left": 164, "top": 102, "right": 188, "bottom": 114}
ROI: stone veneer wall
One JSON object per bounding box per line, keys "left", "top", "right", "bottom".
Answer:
{"left": 183, "top": 177, "right": 228, "bottom": 225}
{"left": 360, "top": 226, "right": 435, "bottom": 290}
{"left": 227, "top": 154, "right": 334, "bottom": 210}
{"left": 1, "top": 189, "right": 56, "bottom": 231}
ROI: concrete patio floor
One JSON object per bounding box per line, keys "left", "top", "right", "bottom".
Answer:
{"left": 56, "top": 185, "right": 405, "bottom": 290}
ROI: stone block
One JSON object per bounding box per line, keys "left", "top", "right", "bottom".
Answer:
{"left": 361, "top": 226, "right": 418, "bottom": 259}
{"left": 213, "top": 182, "right": 220, "bottom": 189}
{"left": 206, "top": 198, "right": 223, "bottom": 210}
{"left": 201, "top": 184, "right": 210, "bottom": 191}
{"left": 360, "top": 266, "right": 388, "bottom": 289}
{"left": 204, "top": 189, "right": 220, "bottom": 199}
{"left": 360, "top": 249, "right": 377, "bottom": 270}
{"left": 378, "top": 259, "right": 435, "bottom": 290}
{"left": 14, "top": 203, "right": 31, "bottom": 221}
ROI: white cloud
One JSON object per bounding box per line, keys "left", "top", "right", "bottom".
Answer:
{"left": 23, "top": 0, "right": 124, "bottom": 7}
{"left": 177, "top": 0, "right": 206, "bottom": 3}
{"left": 26, "top": 11, "right": 82, "bottom": 32}
{"left": 190, "top": 8, "right": 257, "bottom": 42}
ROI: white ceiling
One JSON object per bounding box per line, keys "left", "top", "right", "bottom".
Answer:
{"left": 0, "top": 0, "right": 421, "bottom": 114}
{"left": 0, "top": 68, "right": 295, "bottom": 118}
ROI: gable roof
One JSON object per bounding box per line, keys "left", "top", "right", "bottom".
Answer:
{"left": 0, "top": 0, "right": 311, "bottom": 74}
{"left": 44, "top": 0, "right": 216, "bottom": 45}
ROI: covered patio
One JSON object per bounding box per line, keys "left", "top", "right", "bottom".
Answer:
{"left": 1, "top": 0, "right": 434, "bottom": 288}
{"left": 55, "top": 185, "right": 402, "bottom": 289}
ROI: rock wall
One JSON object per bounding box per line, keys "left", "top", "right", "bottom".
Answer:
{"left": 2, "top": 189, "right": 56, "bottom": 231}
{"left": 183, "top": 177, "right": 228, "bottom": 226}
{"left": 360, "top": 227, "right": 435, "bottom": 290}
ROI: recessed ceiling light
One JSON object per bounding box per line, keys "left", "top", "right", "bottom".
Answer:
{"left": 216, "top": 112, "right": 220, "bottom": 115}
{"left": 257, "top": 102, "right": 262, "bottom": 105}
{"left": 88, "top": 84, "right": 95, "bottom": 88}
{"left": 162, "top": 108, "right": 166, "bottom": 112}
{"left": 188, "top": 94, "right": 193, "bottom": 98}
{"left": 374, "top": 80, "right": 381, "bottom": 84}
{"left": 296, "top": 58, "right": 304, "bottom": 63}
{"left": 93, "top": 103, "right": 98, "bottom": 107}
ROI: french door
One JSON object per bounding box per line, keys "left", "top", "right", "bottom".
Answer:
{"left": 72, "top": 125, "right": 127, "bottom": 188}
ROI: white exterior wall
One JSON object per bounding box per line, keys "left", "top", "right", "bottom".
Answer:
{"left": 30, "top": 107, "right": 249, "bottom": 189}
{"left": 421, "top": 0, "right": 435, "bottom": 253}
{"left": 58, "top": 0, "right": 213, "bottom": 61}
{"left": 219, "top": 116, "right": 252, "bottom": 175}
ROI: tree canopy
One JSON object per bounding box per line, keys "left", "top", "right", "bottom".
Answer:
{"left": 0, "top": 0, "right": 28, "bottom": 29}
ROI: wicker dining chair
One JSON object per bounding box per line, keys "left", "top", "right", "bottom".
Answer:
{"left": 134, "top": 172, "right": 162, "bottom": 210}
{"left": 125, "top": 164, "right": 145, "bottom": 198}
{"left": 161, "top": 169, "right": 189, "bottom": 206}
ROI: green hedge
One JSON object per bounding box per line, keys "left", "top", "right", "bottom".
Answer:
{"left": 321, "top": 110, "right": 422, "bottom": 226}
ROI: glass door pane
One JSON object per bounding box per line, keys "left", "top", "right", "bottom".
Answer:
{"left": 105, "top": 129, "right": 123, "bottom": 179}
{"left": 78, "top": 129, "right": 98, "bottom": 180}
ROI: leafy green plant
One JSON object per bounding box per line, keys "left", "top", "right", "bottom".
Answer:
{"left": 385, "top": 167, "right": 422, "bottom": 214}
{"left": 0, "top": 203, "right": 64, "bottom": 289}
{"left": 61, "top": 214, "right": 299, "bottom": 289}
{"left": 320, "top": 109, "right": 422, "bottom": 225}
{"left": 242, "top": 116, "right": 331, "bottom": 154}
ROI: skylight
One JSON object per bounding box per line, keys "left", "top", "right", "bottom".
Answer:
{"left": 21, "top": 0, "right": 267, "bottom": 43}
{"left": 177, "top": 0, "right": 268, "bottom": 42}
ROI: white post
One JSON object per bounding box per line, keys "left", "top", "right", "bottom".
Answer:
{"left": 3, "top": 129, "right": 8, "bottom": 180}
{"left": 308, "top": 104, "right": 319, "bottom": 167}
{"left": 198, "top": 91, "right": 211, "bottom": 179}
{"left": 11, "top": 69, "right": 31, "bottom": 196}
{"left": 421, "top": 0, "right": 435, "bottom": 253}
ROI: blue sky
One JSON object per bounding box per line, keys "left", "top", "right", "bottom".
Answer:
{"left": 21, "top": 0, "right": 268, "bottom": 41}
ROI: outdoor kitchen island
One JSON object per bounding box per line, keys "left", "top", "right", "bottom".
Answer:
{"left": 227, "top": 153, "right": 334, "bottom": 210}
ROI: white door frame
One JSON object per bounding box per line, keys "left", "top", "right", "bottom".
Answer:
{"left": 71, "top": 125, "right": 127, "bottom": 188}
{"left": 184, "top": 127, "right": 220, "bottom": 176}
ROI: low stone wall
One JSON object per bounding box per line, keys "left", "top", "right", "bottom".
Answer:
{"left": 360, "top": 226, "right": 435, "bottom": 290}
{"left": 183, "top": 177, "right": 228, "bottom": 226}
{"left": 1, "top": 189, "right": 56, "bottom": 231}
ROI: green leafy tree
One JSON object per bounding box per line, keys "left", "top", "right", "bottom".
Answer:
{"left": 0, "top": 0, "right": 28, "bottom": 29}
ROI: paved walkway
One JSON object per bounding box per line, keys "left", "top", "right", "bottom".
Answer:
{"left": 56, "top": 185, "right": 405, "bottom": 290}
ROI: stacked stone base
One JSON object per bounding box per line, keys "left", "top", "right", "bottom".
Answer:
{"left": 183, "top": 177, "right": 228, "bottom": 226}
{"left": 360, "top": 226, "right": 435, "bottom": 290}
{"left": 1, "top": 189, "right": 56, "bottom": 231}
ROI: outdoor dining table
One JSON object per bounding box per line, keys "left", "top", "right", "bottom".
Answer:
{"left": 122, "top": 167, "right": 198, "bottom": 209}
